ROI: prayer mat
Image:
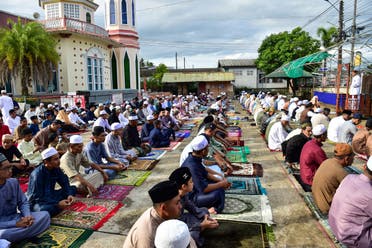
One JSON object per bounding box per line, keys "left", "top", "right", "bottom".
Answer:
{"left": 18, "top": 176, "right": 29, "bottom": 193}
{"left": 228, "top": 130, "right": 242, "bottom": 137}
{"left": 14, "top": 225, "right": 93, "bottom": 248}
{"left": 232, "top": 146, "right": 251, "bottom": 155}
{"left": 226, "top": 177, "right": 264, "bottom": 195}
{"left": 175, "top": 130, "right": 191, "bottom": 139}
{"left": 203, "top": 220, "right": 269, "bottom": 248}
{"left": 180, "top": 124, "right": 195, "bottom": 130}
{"left": 216, "top": 194, "right": 273, "bottom": 224}
{"left": 152, "top": 141, "right": 181, "bottom": 151}
{"left": 226, "top": 150, "right": 248, "bottom": 163}
{"left": 77, "top": 185, "right": 134, "bottom": 201}
{"left": 107, "top": 170, "right": 152, "bottom": 186}
{"left": 230, "top": 163, "right": 263, "bottom": 177}
{"left": 128, "top": 159, "right": 157, "bottom": 171}
{"left": 52, "top": 198, "right": 124, "bottom": 230}
{"left": 138, "top": 150, "right": 167, "bottom": 160}
{"left": 344, "top": 165, "right": 362, "bottom": 174}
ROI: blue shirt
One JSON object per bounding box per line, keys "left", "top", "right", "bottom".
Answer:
{"left": 181, "top": 153, "right": 208, "bottom": 194}
{"left": 149, "top": 128, "right": 170, "bottom": 148}
{"left": 84, "top": 141, "right": 109, "bottom": 164}
{"left": 141, "top": 123, "right": 154, "bottom": 142}
{"left": 41, "top": 120, "right": 52, "bottom": 128}
{"left": 27, "top": 165, "right": 76, "bottom": 216}
{"left": 29, "top": 123, "right": 40, "bottom": 136}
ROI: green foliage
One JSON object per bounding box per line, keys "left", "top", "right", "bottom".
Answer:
{"left": 0, "top": 18, "right": 59, "bottom": 95}
{"left": 256, "top": 27, "right": 320, "bottom": 75}
{"left": 146, "top": 63, "right": 168, "bottom": 91}
{"left": 317, "top": 26, "right": 338, "bottom": 48}
{"left": 139, "top": 58, "right": 154, "bottom": 67}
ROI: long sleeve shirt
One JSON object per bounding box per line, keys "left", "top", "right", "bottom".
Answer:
{"left": 122, "top": 125, "right": 141, "bottom": 150}
{"left": 300, "top": 139, "right": 327, "bottom": 185}
{"left": 93, "top": 117, "right": 111, "bottom": 131}
{"left": 141, "top": 123, "right": 154, "bottom": 142}
{"left": 105, "top": 133, "right": 131, "bottom": 159}
{"left": 84, "top": 141, "right": 109, "bottom": 164}
{"left": 68, "top": 112, "right": 86, "bottom": 125}
{"left": 18, "top": 140, "right": 43, "bottom": 165}
{"left": 149, "top": 128, "right": 170, "bottom": 148}
{"left": 268, "top": 122, "right": 288, "bottom": 150}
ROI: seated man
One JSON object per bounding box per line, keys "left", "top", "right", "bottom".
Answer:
{"left": 300, "top": 124, "right": 328, "bottom": 192}
{"left": 68, "top": 106, "right": 86, "bottom": 129}
{"left": 93, "top": 110, "right": 111, "bottom": 132}
{"left": 0, "top": 153, "right": 50, "bottom": 243}
{"left": 14, "top": 117, "right": 28, "bottom": 142}
{"left": 312, "top": 143, "right": 353, "bottom": 214}
{"left": 0, "top": 134, "right": 30, "bottom": 177}
{"left": 27, "top": 147, "right": 77, "bottom": 216}
{"left": 18, "top": 128, "right": 43, "bottom": 167}
{"left": 60, "top": 135, "right": 108, "bottom": 196}
{"left": 338, "top": 113, "right": 362, "bottom": 145}
{"left": 29, "top": 116, "right": 40, "bottom": 136}
{"left": 352, "top": 118, "right": 372, "bottom": 156}
{"left": 141, "top": 115, "right": 155, "bottom": 143}
{"left": 5, "top": 109, "right": 20, "bottom": 134}
{"left": 169, "top": 167, "right": 218, "bottom": 247}
{"left": 327, "top": 110, "right": 352, "bottom": 143}
{"left": 267, "top": 115, "right": 290, "bottom": 151}
{"left": 123, "top": 180, "right": 190, "bottom": 248}
{"left": 122, "top": 115, "right": 151, "bottom": 156}
{"left": 41, "top": 113, "right": 53, "bottom": 128}
{"left": 33, "top": 120, "right": 62, "bottom": 150}
{"left": 181, "top": 135, "right": 230, "bottom": 213}
{"left": 105, "top": 123, "right": 135, "bottom": 166}
{"left": 84, "top": 126, "right": 126, "bottom": 179}
{"left": 328, "top": 157, "right": 372, "bottom": 247}
{"left": 149, "top": 120, "right": 171, "bottom": 148}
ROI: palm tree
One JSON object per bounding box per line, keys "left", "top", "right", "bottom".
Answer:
{"left": 317, "top": 26, "right": 338, "bottom": 49}
{"left": 0, "top": 18, "right": 59, "bottom": 95}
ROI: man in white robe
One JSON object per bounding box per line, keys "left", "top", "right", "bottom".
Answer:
{"left": 268, "top": 115, "right": 290, "bottom": 151}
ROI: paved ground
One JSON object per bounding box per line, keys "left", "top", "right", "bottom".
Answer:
{"left": 80, "top": 102, "right": 364, "bottom": 247}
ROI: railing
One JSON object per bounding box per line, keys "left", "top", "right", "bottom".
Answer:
{"left": 40, "top": 17, "right": 109, "bottom": 38}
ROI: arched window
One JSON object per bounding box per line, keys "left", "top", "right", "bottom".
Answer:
{"left": 124, "top": 52, "right": 130, "bottom": 88}
{"left": 132, "top": 0, "right": 135, "bottom": 26}
{"left": 86, "top": 12, "right": 91, "bottom": 23}
{"left": 112, "top": 53, "right": 118, "bottom": 89}
{"left": 121, "top": 0, "right": 127, "bottom": 24}
{"left": 110, "top": 0, "right": 115, "bottom": 24}
{"left": 87, "top": 48, "right": 104, "bottom": 91}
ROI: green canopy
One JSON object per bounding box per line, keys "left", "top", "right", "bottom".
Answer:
{"left": 265, "top": 51, "right": 331, "bottom": 79}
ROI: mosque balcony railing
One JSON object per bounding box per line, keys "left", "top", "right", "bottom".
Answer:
{"left": 40, "top": 18, "right": 109, "bottom": 38}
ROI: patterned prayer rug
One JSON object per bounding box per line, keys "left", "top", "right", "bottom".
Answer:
{"left": 216, "top": 194, "right": 273, "bottom": 224}
{"left": 152, "top": 141, "right": 181, "bottom": 151}
{"left": 231, "top": 146, "right": 251, "bottom": 155}
{"left": 138, "top": 150, "right": 167, "bottom": 160}
{"left": 77, "top": 185, "right": 134, "bottom": 201}
{"left": 230, "top": 163, "right": 263, "bottom": 177}
{"left": 106, "top": 170, "right": 152, "bottom": 186}
{"left": 14, "top": 225, "right": 93, "bottom": 248}
{"left": 226, "top": 150, "right": 248, "bottom": 163}
{"left": 52, "top": 198, "right": 124, "bottom": 230}
{"left": 128, "top": 159, "right": 157, "bottom": 171}
{"left": 226, "top": 177, "right": 263, "bottom": 195}
{"left": 203, "top": 220, "right": 270, "bottom": 248}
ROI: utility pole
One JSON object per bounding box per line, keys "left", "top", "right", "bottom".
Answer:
{"left": 183, "top": 57, "right": 186, "bottom": 69}
{"left": 350, "top": 0, "right": 358, "bottom": 70}
{"left": 175, "top": 52, "right": 178, "bottom": 69}
{"left": 335, "top": 0, "right": 344, "bottom": 113}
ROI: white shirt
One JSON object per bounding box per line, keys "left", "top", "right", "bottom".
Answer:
{"left": 350, "top": 74, "right": 361, "bottom": 96}
{"left": 268, "top": 122, "right": 288, "bottom": 150}
{"left": 118, "top": 113, "right": 129, "bottom": 128}
{"left": 327, "top": 116, "right": 345, "bottom": 142}
{"left": 35, "top": 106, "right": 46, "bottom": 118}
{"left": 288, "top": 102, "right": 298, "bottom": 118}
{"left": 311, "top": 113, "right": 330, "bottom": 128}
{"left": 93, "top": 117, "right": 111, "bottom": 131}
{"left": 0, "top": 95, "right": 14, "bottom": 119}
{"left": 68, "top": 112, "right": 86, "bottom": 125}
{"left": 180, "top": 142, "right": 193, "bottom": 167}
{"left": 285, "top": 128, "right": 302, "bottom": 141}
{"left": 24, "top": 110, "right": 37, "bottom": 124}
{"left": 295, "top": 106, "right": 305, "bottom": 122}
{"left": 5, "top": 116, "right": 20, "bottom": 134}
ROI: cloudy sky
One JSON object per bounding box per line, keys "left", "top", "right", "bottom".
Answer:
{"left": 0, "top": 0, "right": 370, "bottom": 68}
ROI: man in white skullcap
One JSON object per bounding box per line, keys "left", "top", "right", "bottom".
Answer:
{"left": 268, "top": 115, "right": 290, "bottom": 151}
{"left": 105, "top": 123, "right": 136, "bottom": 166}
{"left": 0, "top": 90, "right": 13, "bottom": 120}
{"left": 299, "top": 124, "right": 328, "bottom": 192}
{"left": 60, "top": 135, "right": 108, "bottom": 197}
{"left": 27, "top": 147, "right": 76, "bottom": 216}
{"left": 68, "top": 106, "right": 86, "bottom": 129}
{"left": 141, "top": 115, "right": 155, "bottom": 143}
{"left": 181, "top": 135, "right": 230, "bottom": 213}
{"left": 154, "top": 220, "right": 193, "bottom": 248}
{"left": 122, "top": 115, "right": 151, "bottom": 156}
{"left": 288, "top": 97, "right": 299, "bottom": 118}
{"left": 93, "top": 110, "right": 111, "bottom": 131}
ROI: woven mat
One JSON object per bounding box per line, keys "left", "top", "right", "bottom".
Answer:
{"left": 76, "top": 185, "right": 134, "bottom": 201}
{"left": 52, "top": 198, "right": 123, "bottom": 230}
{"left": 107, "top": 170, "right": 152, "bottom": 186}
{"left": 226, "top": 150, "right": 248, "bottom": 163}
{"left": 128, "top": 159, "right": 157, "bottom": 171}
{"left": 138, "top": 150, "right": 167, "bottom": 160}
{"left": 14, "top": 225, "right": 93, "bottom": 248}
{"left": 230, "top": 163, "right": 263, "bottom": 177}
{"left": 152, "top": 141, "right": 181, "bottom": 151}
{"left": 226, "top": 177, "right": 263, "bottom": 195}
{"left": 215, "top": 194, "right": 273, "bottom": 224}
{"left": 203, "top": 220, "right": 269, "bottom": 248}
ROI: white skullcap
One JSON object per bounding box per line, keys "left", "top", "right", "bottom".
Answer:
{"left": 100, "top": 110, "right": 108, "bottom": 115}
{"left": 313, "top": 124, "right": 327, "bottom": 136}
{"left": 66, "top": 107, "right": 72, "bottom": 112}
{"left": 128, "top": 115, "right": 138, "bottom": 121}
{"left": 115, "top": 106, "right": 121, "bottom": 111}
{"left": 211, "top": 104, "right": 219, "bottom": 111}
{"left": 70, "top": 135, "right": 83, "bottom": 144}
{"left": 293, "top": 97, "right": 299, "bottom": 101}
{"left": 281, "top": 115, "right": 290, "bottom": 122}
{"left": 40, "top": 103, "right": 44, "bottom": 106}
{"left": 155, "top": 220, "right": 190, "bottom": 248}
{"left": 125, "top": 105, "right": 131, "bottom": 109}
{"left": 111, "top": 122, "right": 123, "bottom": 130}
{"left": 54, "top": 102, "right": 59, "bottom": 105}
{"left": 98, "top": 103, "right": 104, "bottom": 107}
{"left": 1, "top": 90, "right": 6, "bottom": 94}
{"left": 302, "top": 100, "right": 309, "bottom": 105}
{"left": 297, "top": 101, "right": 303, "bottom": 106}
{"left": 47, "top": 104, "right": 53, "bottom": 108}
{"left": 41, "top": 147, "right": 59, "bottom": 160}
{"left": 147, "top": 115, "right": 155, "bottom": 121}
{"left": 125, "top": 101, "right": 130, "bottom": 104}
{"left": 314, "top": 108, "right": 323, "bottom": 113}
{"left": 191, "top": 135, "right": 209, "bottom": 151}
{"left": 111, "top": 101, "right": 115, "bottom": 104}
{"left": 367, "top": 157, "right": 372, "bottom": 171}
{"left": 143, "top": 101, "right": 149, "bottom": 105}
{"left": 81, "top": 111, "right": 86, "bottom": 115}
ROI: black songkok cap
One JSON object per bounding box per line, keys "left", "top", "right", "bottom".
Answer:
{"left": 169, "top": 167, "right": 192, "bottom": 189}
{"left": 148, "top": 181, "right": 179, "bottom": 203}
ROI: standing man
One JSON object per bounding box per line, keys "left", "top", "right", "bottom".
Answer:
{"left": 0, "top": 90, "right": 13, "bottom": 120}
{"left": 350, "top": 69, "right": 361, "bottom": 111}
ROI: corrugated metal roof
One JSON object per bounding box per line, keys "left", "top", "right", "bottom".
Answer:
{"left": 218, "top": 59, "right": 256, "bottom": 67}
{"left": 162, "top": 72, "right": 235, "bottom": 83}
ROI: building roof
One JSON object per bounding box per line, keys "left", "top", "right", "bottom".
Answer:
{"left": 218, "top": 59, "right": 256, "bottom": 68}
{"left": 162, "top": 72, "right": 234, "bottom": 83}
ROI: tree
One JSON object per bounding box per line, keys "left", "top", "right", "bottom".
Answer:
{"left": 147, "top": 63, "right": 168, "bottom": 91}
{"left": 256, "top": 27, "right": 320, "bottom": 95}
{"left": 0, "top": 19, "right": 59, "bottom": 95}
{"left": 317, "top": 26, "right": 338, "bottom": 48}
